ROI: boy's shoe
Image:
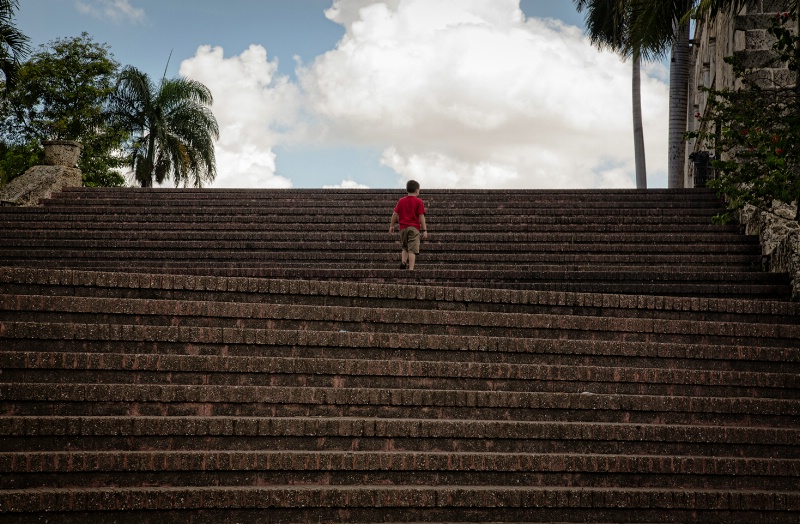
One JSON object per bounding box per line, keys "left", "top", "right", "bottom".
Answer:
{"left": 400, "top": 262, "right": 408, "bottom": 270}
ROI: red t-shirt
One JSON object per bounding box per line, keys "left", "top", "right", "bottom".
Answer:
{"left": 394, "top": 195, "right": 426, "bottom": 230}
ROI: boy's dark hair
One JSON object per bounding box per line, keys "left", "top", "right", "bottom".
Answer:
{"left": 406, "top": 180, "right": 420, "bottom": 193}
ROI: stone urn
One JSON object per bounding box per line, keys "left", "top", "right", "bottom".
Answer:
{"left": 42, "top": 140, "right": 83, "bottom": 167}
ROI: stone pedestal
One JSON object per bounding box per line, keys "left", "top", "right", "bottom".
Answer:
{"left": 42, "top": 140, "right": 83, "bottom": 167}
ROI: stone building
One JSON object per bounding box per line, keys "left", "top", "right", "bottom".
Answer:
{"left": 686, "top": 1, "right": 800, "bottom": 298}
{"left": 685, "top": 0, "right": 797, "bottom": 186}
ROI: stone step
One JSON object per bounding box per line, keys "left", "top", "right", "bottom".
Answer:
{"left": 0, "top": 256, "right": 764, "bottom": 274}
{"left": 0, "top": 232, "right": 755, "bottom": 245}
{"left": 89, "top": 263, "right": 758, "bottom": 274}
{"left": 1, "top": 252, "right": 760, "bottom": 265}
{"left": 3, "top": 322, "right": 798, "bottom": 374}
{"left": 0, "top": 223, "right": 746, "bottom": 237}
{"left": 51, "top": 186, "right": 725, "bottom": 201}
{"left": 0, "top": 241, "right": 763, "bottom": 255}
{"left": 4, "top": 255, "right": 765, "bottom": 270}
{"left": 4, "top": 196, "right": 727, "bottom": 211}
{"left": 2, "top": 417, "right": 796, "bottom": 457}
{"left": 1, "top": 484, "right": 796, "bottom": 523}
{"left": 3, "top": 268, "right": 797, "bottom": 324}
{"left": 0, "top": 214, "right": 727, "bottom": 226}
{"left": 1, "top": 187, "right": 797, "bottom": 522}
{"left": 2, "top": 450, "right": 797, "bottom": 491}
{"left": 2, "top": 294, "right": 797, "bottom": 347}
{"left": 2, "top": 207, "right": 725, "bottom": 220}
{"left": 2, "top": 382, "right": 797, "bottom": 425}
{"left": 1, "top": 268, "right": 785, "bottom": 299}
{"left": 2, "top": 352, "right": 797, "bottom": 399}
{"left": 36, "top": 197, "right": 726, "bottom": 209}
{"left": 0, "top": 252, "right": 763, "bottom": 266}
{"left": 0, "top": 228, "right": 761, "bottom": 245}
{"left": 5, "top": 262, "right": 761, "bottom": 275}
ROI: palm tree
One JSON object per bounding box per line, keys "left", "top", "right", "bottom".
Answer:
{"left": 110, "top": 66, "right": 219, "bottom": 188}
{"left": 627, "top": 0, "right": 760, "bottom": 188}
{"left": 0, "top": 0, "right": 30, "bottom": 90}
{"left": 575, "top": 0, "right": 648, "bottom": 189}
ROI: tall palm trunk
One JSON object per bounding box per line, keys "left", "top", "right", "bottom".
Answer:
{"left": 138, "top": 134, "right": 157, "bottom": 188}
{"left": 668, "top": 18, "right": 691, "bottom": 188}
{"left": 632, "top": 53, "right": 647, "bottom": 189}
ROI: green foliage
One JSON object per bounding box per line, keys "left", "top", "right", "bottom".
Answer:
{"left": 0, "top": 140, "right": 42, "bottom": 185}
{"left": 686, "top": 10, "right": 800, "bottom": 222}
{"left": 4, "top": 33, "right": 117, "bottom": 140}
{"left": 0, "top": 33, "right": 126, "bottom": 187}
{"left": 110, "top": 66, "right": 219, "bottom": 188}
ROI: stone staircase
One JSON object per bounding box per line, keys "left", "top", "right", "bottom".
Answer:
{"left": 0, "top": 187, "right": 798, "bottom": 522}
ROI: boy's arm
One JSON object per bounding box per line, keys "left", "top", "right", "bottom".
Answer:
{"left": 419, "top": 214, "right": 428, "bottom": 239}
{"left": 389, "top": 211, "right": 399, "bottom": 234}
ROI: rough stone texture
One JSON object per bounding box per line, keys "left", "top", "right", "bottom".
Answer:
{"left": 0, "top": 189, "right": 797, "bottom": 521}
{"left": 689, "top": 3, "right": 799, "bottom": 292}
{"left": 687, "top": 2, "right": 797, "bottom": 186}
{"left": 740, "top": 202, "right": 800, "bottom": 299}
{"left": 0, "top": 187, "right": 790, "bottom": 300}
{"left": 42, "top": 140, "right": 82, "bottom": 167}
{"left": 0, "top": 165, "right": 82, "bottom": 207}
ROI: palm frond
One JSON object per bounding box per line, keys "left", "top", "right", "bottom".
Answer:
{"left": 0, "top": 0, "right": 30, "bottom": 89}
{"left": 626, "top": 0, "right": 694, "bottom": 60}
{"left": 113, "top": 66, "right": 218, "bottom": 187}
{"left": 574, "top": 0, "right": 632, "bottom": 55}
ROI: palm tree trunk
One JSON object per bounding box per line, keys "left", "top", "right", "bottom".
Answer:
{"left": 668, "top": 18, "right": 691, "bottom": 189}
{"left": 632, "top": 53, "right": 647, "bottom": 189}
{"left": 139, "top": 134, "right": 157, "bottom": 188}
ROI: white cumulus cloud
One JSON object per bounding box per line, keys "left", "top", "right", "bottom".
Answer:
{"left": 76, "top": 0, "right": 146, "bottom": 24}
{"left": 175, "top": 0, "right": 670, "bottom": 189}
{"left": 179, "top": 45, "right": 300, "bottom": 188}
{"left": 298, "top": 0, "right": 669, "bottom": 189}
{"left": 323, "top": 179, "right": 371, "bottom": 189}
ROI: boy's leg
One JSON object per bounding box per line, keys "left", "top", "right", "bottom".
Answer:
{"left": 405, "top": 228, "right": 421, "bottom": 270}
{"left": 399, "top": 228, "right": 420, "bottom": 270}
{"left": 399, "top": 229, "right": 410, "bottom": 269}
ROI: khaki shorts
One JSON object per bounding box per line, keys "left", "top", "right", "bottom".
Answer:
{"left": 400, "top": 227, "right": 421, "bottom": 254}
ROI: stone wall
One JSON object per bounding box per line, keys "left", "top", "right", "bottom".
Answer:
{"left": 739, "top": 203, "right": 800, "bottom": 299}
{"left": 685, "top": 6, "right": 740, "bottom": 186}
{"left": 689, "top": 1, "right": 800, "bottom": 300}
{"left": 686, "top": 0, "right": 795, "bottom": 187}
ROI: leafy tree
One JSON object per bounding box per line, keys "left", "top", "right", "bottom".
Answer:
{"left": 0, "top": 141, "right": 41, "bottom": 186}
{"left": 687, "top": 10, "right": 800, "bottom": 221}
{"left": 110, "top": 66, "right": 219, "bottom": 188}
{"left": 0, "top": 0, "right": 29, "bottom": 90}
{"left": 574, "top": 0, "right": 648, "bottom": 189}
{"left": 0, "top": 32, "right": 126, "bottom": 186}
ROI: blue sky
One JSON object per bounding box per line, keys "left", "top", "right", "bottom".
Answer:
{"left": 15, "top": 1, "right": 670, "bottom": 189}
